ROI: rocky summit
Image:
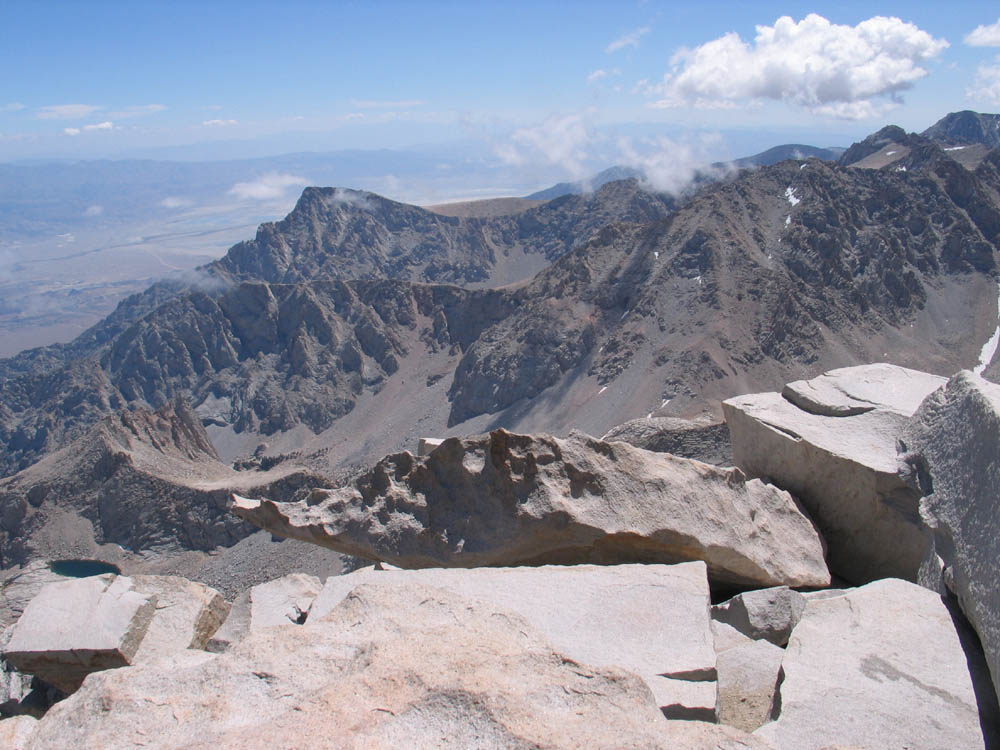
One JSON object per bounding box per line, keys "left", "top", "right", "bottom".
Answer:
{"left": 2, "top": 112, "right": 1000, "bottom": 747}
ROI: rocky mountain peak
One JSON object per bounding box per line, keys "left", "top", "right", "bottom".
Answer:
{"left": 923, "top": 110, "right": 1000, "bottom": 149}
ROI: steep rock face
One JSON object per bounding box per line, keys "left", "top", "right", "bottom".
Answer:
{"left": 1, "top": 127, "right": 998, "bottom": 483}
{"left": 447, "top": 153, "right": 999, "bottom": 424}
{"left": 838, "top": 124, "right": 912, "bottom": 167}
{"left": 0, "top": 280, "right": 517, "bottom": 477}
{"left": 900, "top": 371, "right": 1000, "bottom": 706}
{"left": 0, "top": 401, "right": 323, "bottom": 567}
{"left": 212, "top": 181, "right": 672, "bottom": 287}
{"left": 923, "top": 110, "right": 1000, "bottom": 149}
{"left": 232, "top": 429, "right": 830, "bottom": 588}
{"left": 724, "top": 364, "right": 946, "bottom": 583}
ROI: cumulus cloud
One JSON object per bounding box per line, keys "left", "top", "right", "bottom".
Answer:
{"left": 966, "top": 19, "right": 1000, "bottom": 46}
{"left": 495, "top": 113, "right": 593, "bottom": 178}
{"left": 228, "top": 173, "right": 309, "bottom": 201}
{"left": 38, "top": 104, "right": 101, "bottom": 119}
{"left": 649, "top": 14, "right": 948, "bottom": 119}
{"left": 160, "top": 196, "right": 194, "bottom": 209}
{"left": 617, "top": 134, "right": 726, "bottom": 195}
{"left": 607, "top": 26, "right": 650, "bottom": 53}
{"left": 202, "top": 118, "right": 238, "bottom": 127}
{"left": 968, "top": 58, "right": 1000, "bottom": 103}
{"left": 83, "top": 205, "right": 104, "bottom": 217}
{"left": 65, "top": 121, "right": 114, "bottom": 135}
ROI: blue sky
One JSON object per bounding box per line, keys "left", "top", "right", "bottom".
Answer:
{"left": 2, "top": 1, "right": 1000, "bottom": 170}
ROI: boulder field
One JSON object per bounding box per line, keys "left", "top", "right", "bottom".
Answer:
{"left": 1, "top": 363, "right": 998, "bottom": 749}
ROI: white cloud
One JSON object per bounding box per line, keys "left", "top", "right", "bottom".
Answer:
{"left": 38, "top": 104, "right": 101, "bottom": 120}
{"left": 228, "top": 173, "right": 309, "bottom": 201}
{"left": 968, "top": 57, "right": 1000, "bottom": 103}
{"left": 607, "top": 26, "right": 650, "bottom": 54}
{"left": 2, "top": 103, "right": 25, "bottom": 112}
{"left": 63, "top": 121, "right": 113, "bottom": 136}
{"left": 350, "top": 99, "right": 424, "bottom": 109}
{"left": 966, "top": 19, "right": 1000, "bottom": 46}
{"left": 160, "top": 196, "right": 194, "bottom": 209}
{"left": 202, "top": 119, "right": 238, "bottom": 127}
{"left": 650, "top": 14, "right": 948, "bottom": 119}
{"left": 496, "top": 113, "right": 593, "bottom": 178}
{"left": 322, "top": 188, "right": 373, "bottom": 210}
{"left": 107, "top": 104, "right": 166, "bottom": 118}
{"left": 83, "top": 205, "right": 104, "bottom": 217}
{"left": 617, "top": 134, "right": 726, "bottom": 195}
{"left": 587, "top": 68, "right": 621, "bottom": 83}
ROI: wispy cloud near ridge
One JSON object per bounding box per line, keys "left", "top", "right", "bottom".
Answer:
{"left": 228, "top": 173, "right": 309, "bottom": 201}
{"left": 606, "top": 26, "right": 650, "bottom": 54}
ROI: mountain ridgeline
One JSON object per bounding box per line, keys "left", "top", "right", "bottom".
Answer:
{"left": 1, "top": 112, "right": 999, "bottom": 485}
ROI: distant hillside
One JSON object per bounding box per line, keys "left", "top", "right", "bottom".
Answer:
{"left": 726, "top": 144, "right": 844, "bottom": 169}
{"left": 525, "top": 166, "right": 642, "bottom": 200}
{"left": 526, "top": 145, "right": 844, "bottom": 202}
{"left": 2, "top": 122, "right": 997, "bottom": 483}
{"left": 923, "top": 110, "right": 1000, "bottom": 149}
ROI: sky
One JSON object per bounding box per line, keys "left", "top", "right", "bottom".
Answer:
{"left": 2, "top": 1, "right": 1000, "bottom": 179}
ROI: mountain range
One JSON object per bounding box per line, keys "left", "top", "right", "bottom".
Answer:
{"left": 1, "top": 110, "right": 999, "bottom": 567}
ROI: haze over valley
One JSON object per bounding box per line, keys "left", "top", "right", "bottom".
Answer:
{"left": 3, "top": 5, "right": 1000, "bottom": 747}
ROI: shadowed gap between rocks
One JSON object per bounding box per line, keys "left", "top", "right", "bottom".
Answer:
{"left": 945, "top": 593, "right": 1000, "bottom": 750}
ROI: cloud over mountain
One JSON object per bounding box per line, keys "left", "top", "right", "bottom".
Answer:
{"left": 495, "top": 114, "right": 592, "bottom": 178}
{"left": 228, "top": 173, "right": 309, "bottom": 201}
{"left": 649, "top": 14, "right": 948, "bottom": 119}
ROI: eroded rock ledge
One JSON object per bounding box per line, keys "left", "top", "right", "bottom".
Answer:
{"left": 233, "top": 429, "right": 830, "bottom": 588}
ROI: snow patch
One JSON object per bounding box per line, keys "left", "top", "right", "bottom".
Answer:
{"left": 654, "top": 251, "right": 659, "bottom": 259}
{"left": 661, "top": 399, "right": 670, "bottom": 408}
{"left": 785, "top": 187, "right": 800, "bottom": 206}
{"left": 944, "top": 146, "right": 968, "bottom": 152}
{"left": 974, "top": 283, "right": 1000, "bottom": 376}
{"left": 799, "top": 163, "right": 807, "bottom": 170}
{"left": 785, "top": 215, "right": 791, "bottom": 226}
{"left": 896, "top": 165, "right": 907, "bottom": 172}
{"left": 647, "top": 412, "right": 653, "bottom": 419}
{"left": 620, "top": 309, "right": 629, "bottom": 320}
{"left": 599, "top": 386, "right": 608, "bottom": 394}
{"left": 885, "top": 150, "right": 897, "bottom": 156}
